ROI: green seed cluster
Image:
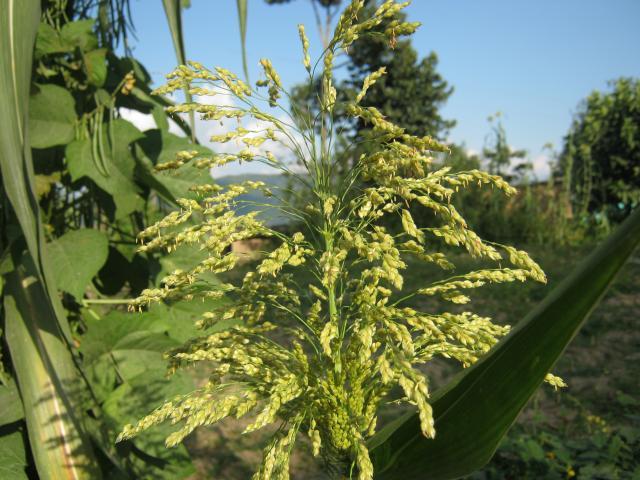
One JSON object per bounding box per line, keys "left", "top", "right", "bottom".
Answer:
{"left": 118, "top": 2, "right": 562, "bottom": 479}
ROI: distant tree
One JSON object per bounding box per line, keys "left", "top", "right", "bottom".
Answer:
{"left": 341, "top": 2, "right": 454, "bottom": 141}
{"left": 561, "top": 78, "right": 640, "bottom": 222}
{"left": 482, "top": 113, "right": 527, "bottom": 178}
{"left": 266, "top": 0, "right": 454, "bottom": 171}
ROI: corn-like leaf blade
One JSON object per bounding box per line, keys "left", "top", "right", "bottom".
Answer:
{"left": 236, "top": 0, "right": 249, "bottom": 82}
{"left": 4, "top": 261, "right": 102, "bottom": 479}
{"left": 161, "top": 0, "right": 195, "bottom": 141}
{"left": 0, "top": 1, "right": 101, "bottom": 476}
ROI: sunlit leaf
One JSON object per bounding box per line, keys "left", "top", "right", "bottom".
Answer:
{"left": 0, "top": 428, "right": 29, "bottom": 480}
{"left": 48, "top": 229, "right": 109, "bottom": 299}
{"left": 4, "top": 260, "right": 101, "bottom": 479}
{"left": 60, "top": 19, "right": 98, "bottom": 51}
{"left": 66, "top": 119, "right": 144, "bottom": 218}
{"left": 28, "top": 84, "right": 76, "bottom": 149}
{"left": 84, "top": 48, "right": 108, "bottom": 87}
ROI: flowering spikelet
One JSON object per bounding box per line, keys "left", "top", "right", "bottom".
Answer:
{"left": 119, "top": 2, "right": 562, "bottom": 479}
{"left": 298, "top": 24, "right": 311, "bottom": 71}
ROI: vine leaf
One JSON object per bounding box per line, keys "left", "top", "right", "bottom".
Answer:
{"left": 28, "top": 84, "right": 76, "bottom": 149}
{"left": 0, "top": 428, "right": 29, "bottom": 480}
{"left": 60, "top": 19, "right": 98, "bottom": 51}
{"left": 66, "top": 119, "right": 144, "bottom": 218}
{"left": 84, "top": 48, "right": 107, "bottom": 87}
{"left": 134, "top": 128, "right": 212, "bottom": 203}
{"left": 0, "top": 381, "right": 24, "bottom": 426}
{"left": 48, "top": 229, "right": 109, "bottom": 299}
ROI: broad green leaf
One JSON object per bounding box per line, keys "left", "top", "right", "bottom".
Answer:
{"left": 134, "top": 129, "right": 212, "bottom": 201}
{"left": 80, "top": 310, "right": 196, "bottom": 478}
{"left": 370, "top": 207, "right": 640, "bottom": 479}
{"left": 0, "top": 0, "right": 71, "bottom": 360}
{"left": 34, "top": 22, "right": 70, "bottom": 57}
{"left": 48, "top": 229, "right": 109, "bottom": 299}
{"left": 1, "top": 9, "right": 99, "bottom": 476}
{"left": 102, "top": 371, "right": 195, "bottom": 479}
{"left": 60, "top": 19, "right": 97, "bottom": 51}
{"left": 0, "top": 381, "right": 24, "bottom": 426}
{"left": 66, "top": 119, "right": 144, "bottom": 218}
{"left": 0, "top": 0, "right": 42, "bottom": 266}
{"left": 80, "top": 310, "right": 177, "bottom": 387}
{"left": 84, "top": 48, "right": 107, "bottom": 87}
{"left": 0, "top": 428, "right": 29, "bottom": 480}
{"left": 80, "top": 310, "right": 169, "bottom": 360}
{"left": 1, "top": 0, "right": 74, "bottom": 345}
{"left": 127, "top": 81, "right": 192, "bottom": 137}
{"left": 4, "top": 261, "right": 101, "bottom": 479}
{"left": 236, "top": 0, "right": 249, "bottom": 83}
{"left": 161, "top": 0, "right": 195, "bottom": 141}
{"left": 29, "top": 84, "right": 76, "bottom": 148}
{"left": 149, "top": 298, "right": 234, "bottom": 343}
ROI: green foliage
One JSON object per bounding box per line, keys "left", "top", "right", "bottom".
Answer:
{"left": 48, "top": 229, "right": 109, "bottom": 299}
{"left": 78, "top": 308, "right": 207, "bottom": 478}
{"left": 0, "top": 0, "right": 214, "bottom": 477}
{"left": 0, "top": 428, "right": 30, "bottom": 480}
{"left": 0, "top": 381, "right": 24, "bottom": 426}
{"left": 440, "top": 141, "right": 574, "bottom": 246}
{"left": 477, "top": 395, "right": 640, "bottom": 479}
{"left": 162, "top": 0, "right": 195, "bottom": 140}
{"left": 561, "top": 77, "right": 640, "bottom": 222}
{"left": 4, "top": 260, "right": 101, "bottom": 479}
{"left": 236, "top": 0, "right": 250, "bottom": 82}
{"left": 28, "top": 84, "right": 77, "bottom": 148}
{"left": 1, "top": 2, "right": 101, "bottom": 477}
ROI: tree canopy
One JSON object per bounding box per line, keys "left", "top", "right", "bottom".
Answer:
{"left": 561, "top": 78, "right": 640, "bottom": 222}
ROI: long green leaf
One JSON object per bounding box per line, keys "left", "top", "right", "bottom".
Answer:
{"left": 4, "top": 261, "right": 101, "bottom": 479}
{"left": 370, "top": 207, "right": 640, "bottom": 479}
{"left": 161, "top": 0, "right": 195, "bottom": 142}
{"left": 236, "top": 0, "right": 249, "bottom": 83}
{"left": 0, "top": 0, "right": 42, "bottom": 269}
{"left": 0, "top": 1, "right": 101, "bottom": 476}
{"left": 0, "top": 0, "right": 72, "bottom": 341}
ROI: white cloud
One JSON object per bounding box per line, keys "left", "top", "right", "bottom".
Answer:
{"left": 187, "top": 91, "right": 304, "bottom": 177}
{"left": 121, "top": 91, "right": 305, "bottom": 178}
{"left": 119, "top": 107, "right": 183, "bottom": 135}
{"left": 119, "top": 108, "right": 156, "bottom": 131}
{"left": 530, "top": 154, "right": 552, "bottom": 180}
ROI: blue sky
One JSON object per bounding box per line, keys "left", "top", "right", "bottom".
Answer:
{"left": 126, "top": 0, "right": 640, "bottom": 177}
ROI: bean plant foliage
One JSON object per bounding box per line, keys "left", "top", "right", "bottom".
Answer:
{"left": 114, "top": 2, "right": 568, "bottom": 478}
{"left": 0, "top": 0, "right": 219, "bottom": 478}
